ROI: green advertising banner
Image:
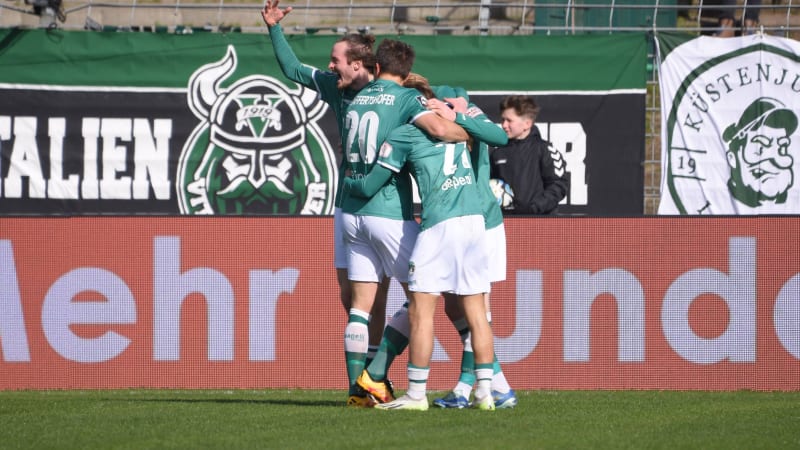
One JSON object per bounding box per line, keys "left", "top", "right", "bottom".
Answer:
{"left": 0, "top": 28, "right": 647, "bottom": 215}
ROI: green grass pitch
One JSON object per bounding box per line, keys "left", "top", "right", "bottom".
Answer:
{"left": 0, "top": 389, "right": 798, "bottom": 449}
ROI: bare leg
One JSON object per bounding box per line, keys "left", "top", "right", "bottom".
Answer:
{"left": 350, "top": 280, "right": 378, "bottom": 315}
{"left": 337, "top": 267, "right": 351, "bottom": 312}
{"left": 407, "top": 292, "right": 439, "bottom": 368}
{"left": 460, "top": 294, "right": 493, "bottom": 366}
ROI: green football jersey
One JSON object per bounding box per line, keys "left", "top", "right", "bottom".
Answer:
{"left": 340, "top": 79, "right": 428, "bottom": 220}
{"left": 379, "top": 124, "right": 483, "bottom": 230}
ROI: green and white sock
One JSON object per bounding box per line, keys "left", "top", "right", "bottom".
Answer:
{"left": 486, "top": 314, "right": 511, "bottom": 394}
{"left": 407, "top": 363, "right": 429, "bottom": 400}
{"left": 474, "top": 364, "right": 494, "bottom": 400}
{"left": 344, "top": 308, "right": 370, "bottom": 394}
{"left": 366, "top": 345, "right": 378, "bottom": 367}
{"left": 366, "top": 303, "right": 409, "bottom": 381}
{"left": 491, "top": 354, "right": 511, "bottom": 394}
{"left": 452, "top": 318, "right": 475, "bottom": 398}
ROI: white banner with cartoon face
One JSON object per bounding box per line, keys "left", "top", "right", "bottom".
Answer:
{"left": 657, "top": 33, "right": 800, "bottom": 215}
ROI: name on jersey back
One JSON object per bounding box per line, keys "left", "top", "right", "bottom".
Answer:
{"left": 351, "top": 94, "right": 396, "bottom": 106}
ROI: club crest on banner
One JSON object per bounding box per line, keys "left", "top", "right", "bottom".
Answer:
{"left": 177, "top": 45, "right": 335, "bottom": 215}
{"left": 657, "top": 34, "right": 800, "bottom": 215}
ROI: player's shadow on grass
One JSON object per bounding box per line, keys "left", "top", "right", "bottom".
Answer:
{"left": 108, "top": 397, "right": 341, "bottom": 407}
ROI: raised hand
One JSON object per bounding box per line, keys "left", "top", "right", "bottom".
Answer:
{"left": 262, "top": 0, "right": 293, "bottom": 27}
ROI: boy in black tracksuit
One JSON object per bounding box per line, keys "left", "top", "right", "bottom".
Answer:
{"left": 489, "top": 95, "right": 568, "bottom": 215}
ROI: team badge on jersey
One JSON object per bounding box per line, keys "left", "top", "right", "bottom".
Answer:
{"left": 379, "top": 141, "right": 394, "bottom": 159}
{"left": 464, "top": 105, "right": 484, "bottom": 118}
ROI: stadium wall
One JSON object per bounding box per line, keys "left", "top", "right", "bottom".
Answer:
{"left": 1, "top": 216, "right": 798, "bottom": 390}
{"left": 0, "top": 28, "right": 646, "bottom": 216}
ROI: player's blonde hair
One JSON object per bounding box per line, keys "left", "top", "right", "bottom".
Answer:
{"left": 403, "top": 72, "right": 434, "bottom": 99}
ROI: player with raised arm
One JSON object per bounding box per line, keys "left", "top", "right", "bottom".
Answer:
{"left": 261, "top": 0, "right": 389, "bottom": 407}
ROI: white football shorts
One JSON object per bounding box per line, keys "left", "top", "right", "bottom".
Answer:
{"left": 342, "top": 212, "right": 420, "bottom": 283}
{"left": 408, "top": 214, "right": 490, "bottom": 295}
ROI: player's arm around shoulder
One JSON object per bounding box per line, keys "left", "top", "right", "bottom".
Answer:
{"left": 454, "top": 104, "right": 508, "bottom": 147}
{"left": 414, "top": 109, "right": 469, "bottom": 143}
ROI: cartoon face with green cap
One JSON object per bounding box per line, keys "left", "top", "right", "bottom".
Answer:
{"left": 722, "top": 97, "right": 798, "bottom": 207}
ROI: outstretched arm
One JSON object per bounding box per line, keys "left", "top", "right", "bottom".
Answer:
{"left": 453, "top": 107, "right": 508, "bottom": 147}
{"left": 428, "top": 97, "right": 507, "bottom": 147}
{"left": 262, "top": 0, "right": 316, "bottom": 87}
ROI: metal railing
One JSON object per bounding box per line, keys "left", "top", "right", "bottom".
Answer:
{"left": 3, "top": 1, "right": 797, "bottom": 35}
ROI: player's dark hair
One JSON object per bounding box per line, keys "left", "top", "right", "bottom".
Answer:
{"left": 338, "top": 33, "right": 377, "bottom": 75}
{"left": 376, "top": 39, "right": 415, "bottom": 79}
{"left": 501, "top": 95, "right": 541, "bottom": 122}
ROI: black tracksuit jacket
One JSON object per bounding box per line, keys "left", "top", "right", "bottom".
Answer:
{"left": 489, "top": 127, "right": 569, "bottom": 215}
